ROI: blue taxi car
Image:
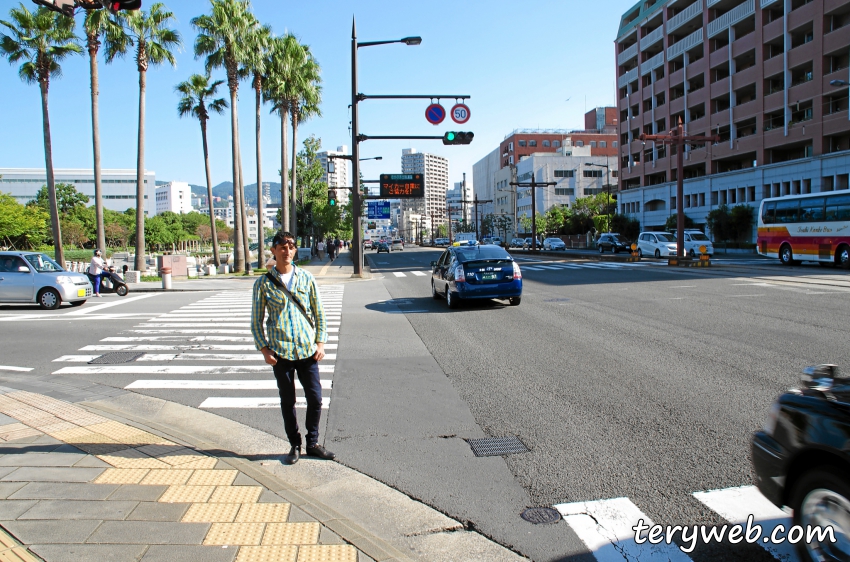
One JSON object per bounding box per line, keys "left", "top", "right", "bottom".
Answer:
{"left": 430, "top": 244, "right": 522, "bottom": 308}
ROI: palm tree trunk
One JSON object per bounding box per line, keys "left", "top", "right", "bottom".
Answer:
{"left": 89, "top": 40, "right": 106, "bottom": 255}
{"left": 133, "top": 69, "right": 147, "bottom": 272}
{"left": 237, "top": 128, "right": 251, "bottom": 273}
{"left": 201, "top": 118, "right": 220, "bottom": 266}
{"left": 40, "top": 81, "right": 64, "bottom": 267}
{"left": 280, "top": 107, "right": 289, "bottom": 232}
{"left": 229, "top": 88, "right": 244, "bottom": 272}
{"left": 290, "top": 112, "right": 299, "bottom": 242}
{"left": 254, "top": 79, "right": 264, "bottom": 268}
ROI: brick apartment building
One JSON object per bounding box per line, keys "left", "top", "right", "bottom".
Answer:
{"left": 615, "top": 0, "right": 850, "bottom": 233}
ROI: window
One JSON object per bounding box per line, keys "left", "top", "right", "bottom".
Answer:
{"left": 555, "top": 188, "right": 574, "bottom": 196}
{"left": 590, "top": 141, "right": 597, "bottom": 148}
{"left": 553, "top": 141, "right": 561, "bottom": 148}
{"left": 576, "top": 141, "right": 585, "bottom": 147}
{"left": 518, "top": 140, "right": 526, "bottom": 147}
{"left": 613, "top": 141, "right": 619, "bottom": 147}
{"left": 583, "top": 170, "right": 603, "bottom": 178}
{"left": 600, "top": 141, "right": 607, "bottom": 148}
{"left": 554, "top": 170, "right": 575, "bottom": 178}
{"left": 542, "top": 140, "right": 550, "bottom": 147}
{"left": 826, "top": 194, "right": 850, "bottom": 221}
{"left": 529, "top": 140, "right": 537, "bottom": 147}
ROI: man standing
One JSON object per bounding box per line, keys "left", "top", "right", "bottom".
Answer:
{"left": 251, "top": 231, "right": 335, "bottom": 465}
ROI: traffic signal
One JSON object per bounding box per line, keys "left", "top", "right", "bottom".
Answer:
{"left": 442, "top": 131, "right": 474, "bottom": 145}
{"left": 100, "top": 0, "right": 142, "bottom": 13}
{"left": 328, "top": 189, "right": 337, "bottom": 206}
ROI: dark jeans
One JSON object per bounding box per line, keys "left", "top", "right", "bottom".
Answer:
{"left": 92, "top": 272, "right": 109, "bottom": 294}
{"left": 272, "top": 355, "right": 323, "bottom": 448}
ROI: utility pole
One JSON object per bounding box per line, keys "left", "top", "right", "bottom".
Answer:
{"left": 640, "top": 118, "right": 718, "bottom": 259}
{"left": 511, "top": 172, "right": 556, "bottom": 252}
{"left": 471, "top": 194, "right": 493, "bottom": 241}
{"left": 446, "top": 204, "right": 452, "bottom": 245}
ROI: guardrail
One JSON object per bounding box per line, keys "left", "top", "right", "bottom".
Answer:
{"left": 618, "top": 67, "right": 639, "bottom": 88}
{"left": 640, "top": 26, "right": 664, "bottom": 51}
{"left": 667, "top": 28, "right": 703, "bottom": 60}
{"left": 667, "top": 0, "right": 703, "bottom": 34}
{"left": 641, "top": 51, "right": 666, "bottom": 75}
{"left": 707, "top": 0, "right": 755, "bottom": 37}
{"left": 618, "top": 43, "right": 638, "bottom": 66}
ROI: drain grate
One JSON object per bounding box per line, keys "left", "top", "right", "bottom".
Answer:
{"left": 88, "top": 352, "right": 145, "bottom": 364}
{"left": 521, "top": 507, "right": 562, "bottom": 525}
{"left": 467, "top": 436, "right": 529, "bottom": 457}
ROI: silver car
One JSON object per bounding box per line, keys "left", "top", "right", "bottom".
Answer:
{"left": 0, "top": 252, "right": 92, "bottom": 309}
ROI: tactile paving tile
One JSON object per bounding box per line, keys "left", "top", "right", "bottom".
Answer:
{"left": 139, "top": 469, "right": 194, "bottom": 486}
{"left": 235, "top": 545, "right": 297, "bottom": 562}
{"left": 0, "top": 428, "right": 42, "bottom": 442}
{"left": 155, "top": 448, "right": 211, "bottom": 465}
{"left": 98, "top": 449, "right": 170, "bottom": 470}
{"left": 62, "top": 432, "right": 121, "bottom": 445}
{"left": 121, "top": 432, "right": 174, "bottom": 446}
{"left": 235, "top": 503, "right": 291, "bottom": 523}
{"left": 181, "top": 502, "right": 241, "bottom": 523}
{"left": 202, "top": 522, "right": 265, "bottom": 546}
{"left": 38, "top": 421, "right": 77, "bottom": 435}
{"left": 64, "top": 414, "right": 110, "bottom": 427}
{"left": 86, "top": 421, "right": 150, "bottom": 441}
{"left": 165, "top": 457, "right": 218, "bottom": 470}
{"left": 158, "top": 485, "right": 215, "bottom": 504}
{"left": 73, "top": 442, "right": 130, "bottom": 455}
{"left": 51, "top": 427, "right": 96, "bottom": 442}
{"left": 136, "top": 443, "right": 183, "bottom": 457}
{"left": 295, "top": 545, "right": 358, "bottom": 562}
{"left": 94, "top": 468, "right": 150, "bottom": 485}
{"left": 209, "top": 486, "right": 263, "bottom": 504}
{"left": 186, "top": 470, "right": 237, "bottom": 487}
{"left": 261, "top": 523, "right": 320, "bottom": 545}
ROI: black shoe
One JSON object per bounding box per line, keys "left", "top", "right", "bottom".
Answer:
{"left": 282, "top": 446, "right": 300, "bottom": 465}
{"left": 306, "top": 444, "right": 335, "bottom": 460}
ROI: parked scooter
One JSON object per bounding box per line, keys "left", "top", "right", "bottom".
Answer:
{"left": 86, "top": 267, "right": 129, "bottom": 296}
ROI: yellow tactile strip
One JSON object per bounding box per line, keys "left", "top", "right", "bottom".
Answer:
{"left": 0, "top": 391, "right": 363, "bottom": 562}
{"left": 0, "top": 526, "right": 42, "bottom": 562}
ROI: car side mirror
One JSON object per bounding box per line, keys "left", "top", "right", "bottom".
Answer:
{"left": 17, "top": 266, "right": 30, "bottom": 273}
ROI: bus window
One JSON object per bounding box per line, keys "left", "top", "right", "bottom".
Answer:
{"left": 799, "top": 197, "right": 824, "bottom": 222}
{"left": 825, "top": 194, "right": 850, "bottom": 221}
{"left": 774, "top": 199, "right": 800, "bottom": 223}
{"left": 761, "top": 202, "right": 775, "bottom": 224}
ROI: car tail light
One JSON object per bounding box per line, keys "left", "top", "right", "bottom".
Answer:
{"left": 455, "top": 265, "right": 466, "bottom": 282}
{"left": 512, "top": 261, "right": 522, "bottom": 280}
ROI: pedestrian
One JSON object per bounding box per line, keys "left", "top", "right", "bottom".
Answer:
{"left": 251, "top": 231, "right": 334, "bottom": 465}
{"left": 329, "top": 239, "right": 336, "bottom": 261}
{"left": 317, "top": 239, "right": 325, "bottom": 260}
{"left": 335, "top": 238, "right": 341, "bottom": 255}
{"left": 88, "top": 249, "right": 109, "bottom": 297}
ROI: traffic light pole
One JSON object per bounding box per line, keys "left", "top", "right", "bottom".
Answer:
{"left": 511, "top": 172, "right": 556, "bottom": 252}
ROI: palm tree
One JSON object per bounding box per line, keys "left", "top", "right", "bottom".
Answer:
{"left": 83, "top": 8, "right": 122, "bottom": 255}
{"left": 176, "top": 73, "right": 227, "bottom": 266}
{"left": 107, "top": 3, "right": 181, "bottom": 272}
{"left": 244, "top": 23, "right": 271, "bottom": 268}
{"left": 287, "top": 44, "right": 321, "bottom": 241}
{"left": 0, "top": 4, "right": 81, "bottom": 267}
{"left": 192, "top": 0, "right": 256, "bottom": 273}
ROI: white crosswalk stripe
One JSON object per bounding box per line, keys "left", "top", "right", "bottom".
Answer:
{"left": 375, "top": 260, "right": 667, "bottom": 279}
{"left": 53, "top": 284, "right": 346, "bottom": 410}
{"left": 555, "top": 485, "right": 797, "bottom": 562}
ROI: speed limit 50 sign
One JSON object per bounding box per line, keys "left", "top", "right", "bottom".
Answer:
{"left": 450, "top": 103, "right": 470, "bottom": 124}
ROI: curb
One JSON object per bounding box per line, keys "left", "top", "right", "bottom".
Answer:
{"left": 79, "top": 400, "right": 415, "bottom": 562}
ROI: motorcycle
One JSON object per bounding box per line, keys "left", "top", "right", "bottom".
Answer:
{"left": 86, "top": 267, "right": 129, "bottom": 297}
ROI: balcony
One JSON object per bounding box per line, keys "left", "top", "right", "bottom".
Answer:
{"left": 618, "top": 67, "right": 639, "bottom": 89}
{"left": 667, "top": 28, "right": 704, "bottom": 60}
{"left": 761, "top": 0, "right": 778, "bottom": 6}
{"left": 641, "top": 52, "right": 666, "bottom": 76}
{"left": 667, "top": 0, "right": 704, "bottom": 34}
{"left": 640, "top": 26, "right": 665, "bottom": 51}
{"left": 618, "top": 43, "right": 638, "bottom": 67}
{"left": 708, "top": 0, "right": 755, "bottom": 38}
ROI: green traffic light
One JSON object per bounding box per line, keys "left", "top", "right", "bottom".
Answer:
{"left": 446, "top": 132, "right": 456, "bottom": 141}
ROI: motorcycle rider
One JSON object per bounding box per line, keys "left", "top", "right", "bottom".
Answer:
{"left": 88, "top": 249, "right": 109, "bottom": 297}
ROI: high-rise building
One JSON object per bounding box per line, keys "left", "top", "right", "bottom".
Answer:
{"left": 447, "top": 176, "right": 472, "bottom": 228}
{"left": 615, "top": 0, "right": 850, "bottom": 234}
{"left": 318, "top": 145, "right": 350, "bottom": 206}
{"left": 154, "top": 181, "right": 193, "bottom": 215}
{"left": 401, "top": 148, "right": 449, "bottom": 235}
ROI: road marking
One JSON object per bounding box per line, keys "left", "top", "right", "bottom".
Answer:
{"left": 521, "top": 266, "right": 543, "bottom": 271}
{"left": 555, "top": 497, "right": 693, "bottom": 562}
{"left": 534, "top": 265, "right": 564, "bottom": 270}
{"left": 199, "top": 396, "right": 329, "bottom": 409}
{"left": 729, "top": 294, "right": 764, "bottom": 298}
{"left": 693, "top": 485, "right": 795, "bottom": 561}
{"left": 411, "top": 271, "right": 427, "bottom": 276}
{"left": 126, "top": 329, "right": 252, "bottom": 335}
{"left": 126, "top": 379, "right": 333, "bottom": 390}
{"left": 670, "top": 286, "right": 696, "bottom": 288}
{"left": 63, "top": 293, "right": 160, "bottom": 316}
{"left": 0, "top": 365, "right": 33, "bottom": 372}
{"left": 53, "top": 365, "right": 334, "bottom": 375}
{"left": 102, "top": 336, "right": 253, "bottom": 342}
{"left": 393, "top": 272, "right": 407, "bottom": 277}
{"left": 139, "top": 323, "right": 251, "bottom": 328}
{"left": 82, "top": 344, "right": 256, "bottom": 351}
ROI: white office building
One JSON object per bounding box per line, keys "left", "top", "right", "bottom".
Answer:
{"left": 154, "top": 181, "right": 193, "bottom": 215}
{"left": 318, "top": 146, "right": 351, "bottom": 207}
{"left": 0, "top": 168, "right": 156, "bottom": 216}
{"left": 447, "top": 177, "right": 472, "bottom": 229}
{"left": 401, "top": 149, "right": 449, "bottom": 232}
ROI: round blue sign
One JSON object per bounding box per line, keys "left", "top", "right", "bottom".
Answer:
{"left": 425, "top": 103, "right": 446, "bottom": 125}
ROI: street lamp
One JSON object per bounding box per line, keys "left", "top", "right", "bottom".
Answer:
{"left": 351, "top": 18, "right": 421, "bottom": 276}
{"left": 585, "top": 161, "right": 612, "bottom": 233}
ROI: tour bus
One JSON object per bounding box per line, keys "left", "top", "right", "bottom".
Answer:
{"left": 757, "top": 191, "right": 850, "bottom": 267}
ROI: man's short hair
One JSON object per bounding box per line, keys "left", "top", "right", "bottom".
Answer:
{"left": 271, "top": 231, "right": 296, "bottom": 247}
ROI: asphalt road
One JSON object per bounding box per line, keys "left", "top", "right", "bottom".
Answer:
{"left": 3, "top": 251, "right": 850, "bottom": 561}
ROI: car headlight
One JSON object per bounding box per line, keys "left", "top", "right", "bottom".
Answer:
{"left": 56, "top": 276, "right": 77, "bottom": 284}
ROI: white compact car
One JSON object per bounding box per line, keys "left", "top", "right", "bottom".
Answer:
{"left": 637, "top": 232, "right": 678, "bottom": 258}
{"left": 682, "top": 230, "right": 714, "bottom": 257}
{"left": 0, "top": 251, "right": 92, "bottom": 309}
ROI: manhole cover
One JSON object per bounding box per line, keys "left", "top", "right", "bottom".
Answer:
{"left": 88, "top": 352, "right": 145, "bottom": 364}
{"left": 467, "top": 436, "right": 529, "bottom": 457}
{"left": 521, "top": 507, "right": 562, "bottom": 525}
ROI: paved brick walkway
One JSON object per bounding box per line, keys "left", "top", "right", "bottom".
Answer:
{"left": 0, "top": 390, "right": 362, "bottom": 562}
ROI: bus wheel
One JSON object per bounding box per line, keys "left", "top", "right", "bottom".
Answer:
{"left": 837, "top": 245, "right": 850, "bottom": 270}
{"left": 779, "top": 244, "right": 795, "bottom": 266}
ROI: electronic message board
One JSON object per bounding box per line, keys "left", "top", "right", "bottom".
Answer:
{"left": 379, "top": 174, "right": 424, "bottom": 198}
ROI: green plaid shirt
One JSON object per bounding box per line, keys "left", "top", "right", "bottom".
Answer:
{"left": 251, "top": 266, "right": 327, "bottom": 360}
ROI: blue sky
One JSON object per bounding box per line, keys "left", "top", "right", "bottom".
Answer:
{"left": 1, "top": 0, "right": 629, "bottom": 191}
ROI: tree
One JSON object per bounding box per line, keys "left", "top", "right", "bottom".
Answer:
{"left": 60, "top": 218, "right": 88, "bottom": 247}
{"left": 82, "top": 8, "right": 122, "bottom": 255}
{"left": 611, "top": 214, "right": 640, "bottom": 241}
{"left": 0, "top": 193, "right": 49, "bottom": 249}
{"left": 105, "top": 222, "right": 129, "bottom": 248}
{"left": 729, "top": 204, "right": 755, "bottom": 243}
{"left": 192, "top": 0, "right": 257, "bottom": 272}
{"left": 294, "top": 136, "right": 337, "bottom": 244}
{"left": 542, "top": 206, "right": 566, "bottom": 235}
{"left": 1, "top": 4, "right": 82, "bottom": 266}
{"left": 706, "top": 204, "right": 731, "bottom": 242}
{"left": 664, "top": 213, "right": 695, "bottom": 232}
{"left": 176, "top": 73, "right": 227, "bottom": 266}
{"left": 28, "top": 182, "right": 89, "bottom": 214}
{"left": 108, "top": 2, "right": 181, "bottom": 271}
